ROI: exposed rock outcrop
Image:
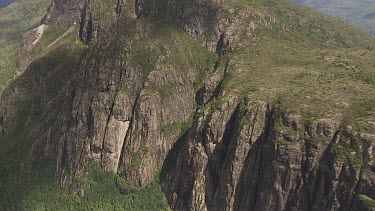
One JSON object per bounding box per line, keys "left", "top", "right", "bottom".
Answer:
{"left": 162, "top": 96, "right": 375, "bottom": 210}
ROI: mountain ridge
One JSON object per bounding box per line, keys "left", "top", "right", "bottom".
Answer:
{"left": 1, "top": 0, "right": 375, "bottom": 210}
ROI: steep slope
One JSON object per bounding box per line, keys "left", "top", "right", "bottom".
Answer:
{"left": 1, "top": 0, "right": 375, "bottom": 210}
{"left": 292, "top": 0, "right": 375, "bottom": 35}
{"left": 0, "top": 0, "right": 50, "bottom": 90}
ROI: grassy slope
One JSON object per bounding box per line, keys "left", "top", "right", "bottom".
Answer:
{"left": 292, "top": 0, "right": 375, "bottom": 34}
{"left": 0, "top": 0, "right": 50, "bottom": 91}
{"left": 217, "top": 0, "right": 375, "bottom": 127}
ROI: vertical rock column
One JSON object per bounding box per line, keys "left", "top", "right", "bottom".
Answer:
{"left": 117, "top": 0, "right": 136, "bottom": 18}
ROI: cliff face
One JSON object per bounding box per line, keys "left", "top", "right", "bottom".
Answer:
{"left": 42, "top": 0, "right": 226, "bottom": 48}
{"left": 1, "top": 0, "right": 375, "bottom": 210}
{"left": 162, "top": 98, "right": 375, "bottom": 210}
{"left": 2, "top": 18, "right": 207, "bottom": 191}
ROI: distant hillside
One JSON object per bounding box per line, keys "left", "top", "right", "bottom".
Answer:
{"left": 0, "top": 0, "right": 50, "bottom": 90}
{"left": 0, "top": 0, "right": 16, "bottom": 8}
{"left": 292, "top": 0, "right": 375, "bottom": 35}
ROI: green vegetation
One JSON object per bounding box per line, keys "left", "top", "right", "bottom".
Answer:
{"left": 160, "top": 120, "right": 192, "bottom": 137}
{"left": 216, "top": 0, "right": 375, "bottom": 127}
{"left": 358, "top": 195, "right": 375, "bottom": 208}
{"left": 93, "top": 0, "right": 118, "bottom": 21}
{"left": 1, "top": 17, "right": 171, "bottom": 209}
{"left": 124, "top": 20, "right": 217, "bottom": 86}
{"left": 128, "top": 146, "right": 149, "bottom": 170}
{"left": 0, "top": 127, "right": 169, "bottom": 210}
{"left": 277, "top": 138, "right": 294, "bottom": 146}
{"left": 0, "top": 0, "right": 50, "bottom": 91}
{"left": 1, "top": 0, "right": 375, "bottom": 209}
{"left": 226, "top": 44, "right": 375, "bottom": 124}
{"left": 33, "top": 27, "right": 66, "bottom": 54}
{"left": 305, "top": 136, "right": 326, "bottom": 145}
{"left": 330, "top": 141, "right": 364, "bottom": 168}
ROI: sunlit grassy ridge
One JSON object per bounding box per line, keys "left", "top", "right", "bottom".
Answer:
{"left": 226, "top": 38, "right": 375, "bottom": 125}
{"left": 0, "top": 0, "right": 50, "bottom": 90}
{"left": 213, "top": 0, "right": 375, "bottom": 126}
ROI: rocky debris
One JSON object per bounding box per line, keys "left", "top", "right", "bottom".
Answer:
{"left": 17, "top": 24, "right": 45, "bottom": 70}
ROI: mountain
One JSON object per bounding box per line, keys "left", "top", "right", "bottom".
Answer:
{"left": 1, "top": 0, "right": 375, "bottom": 210}
{"left": 292, "top": 0, "right": 375, "bottom": 35}
{"left": 0, "top": 0, "right": 50, "bottom": 90}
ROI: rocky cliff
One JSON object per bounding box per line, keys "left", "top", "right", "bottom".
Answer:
{"left": 1, "top": 0, "right": 375, "bottom": 210}
{"left": 162, "top": 98, "right": 375, "bottom": 210}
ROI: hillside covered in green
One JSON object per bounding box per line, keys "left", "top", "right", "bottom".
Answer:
{"left": 0, "top": 0, "right": 50, "bottom": 90}
{"left": 0, "top": 130, "right": 169, "bottom": 210}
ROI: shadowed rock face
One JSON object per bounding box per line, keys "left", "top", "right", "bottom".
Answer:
{"left": 1, "top": 0, "right": 375, "bottom": 210}
{"left": 42, "top": 0, "right": 86, "bottom": 28}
